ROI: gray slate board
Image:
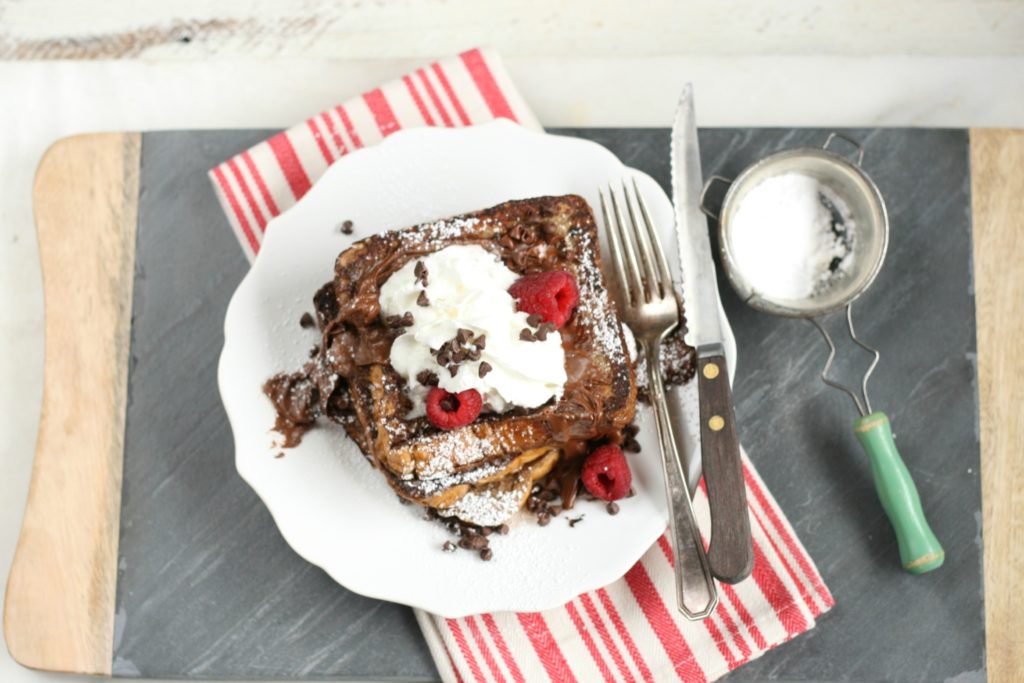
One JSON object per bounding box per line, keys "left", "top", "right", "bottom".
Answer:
{"left": 115, "top": 128, "right": 983, "bottom": 681}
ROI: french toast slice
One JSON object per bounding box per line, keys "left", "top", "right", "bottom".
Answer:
{"left": 271, "top": 195, "right": 637, "bottom": 525}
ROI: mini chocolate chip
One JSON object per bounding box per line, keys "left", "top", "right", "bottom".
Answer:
{"left": 457, "top": 328, "right": 473, "bottom": 344}
{"left": 467, "top": 347, "right": 481, "bottom": 361}
{"left": 480, "top": 548, "right": 493, "bottom": 561}
{"left": 538, "top": 513, "right": 551, "bottom": 527}
{"left": 510, "top": 250, "right": 529, "bottom": 269}
{"left": 478, "top": 361, "right": 493, "bottom": 378}
{"left": 541, "top": 489, "right": 558, "bottom": 502}
{"left": 540, "top": 322, "right": 556, "bottom": 334}
{"left": 414, "top": 260, "right": 428, "bottom": 285}
{"left": 624, "top": 423, "right": 640, "bottom": 437}
{"left": 401, "top": 311, "right": 415, "bottom": 326}
{"left": 535, "top": 327, "right": 548, "bottom": 341}
{"left": 627, "top": 487, "right": 636, "bottom": 498}
{"left": 417, "top": 290, "right": 430, "bottom": 307}
{"left": 548, "top": 505, "right": 563, "bottom": 516}
{"left": 474, "top": 335, "right": 486, "bottom": 349}
{"left": 383, "top": 314, "right": 402, "bottom": 328}
{"left": 498, "top": 524, "right": 510, "bottom": 535}
{"left": 442, "top": 540, "right": 457, "bottom": 552}
{"left": 416, "top": 370, "right": 439, "bottom": 387}
{"left": 481, "top": 526, "right": 492, "bottom": 537}
{"left": 274, "top": 452, "right": 285, "bottom": 459}
{"left": 623, "top": 438, "right": 641, "bottom": 453}
{"left": 299, "top": 312, "right": 316, "bottom": 329}
{"left": 339, "top": 220, "right": 354, "bottom": 234}
{"left": 449, "top": 364, "right": 459, "bottom": 377}
{"left": 308, "top": 345, "right": 319, "bottom": 358}
{"left": 526, "top": 313, "right": 542, "bottom": 327}
{"left": 519, "top": 328, "right": 536, "bottom": 342}
{"left": 460, "top": 534, "right": 488, "bottom": 550}
{"left": 606, "top": 502, "right": 620, "bottom": 515}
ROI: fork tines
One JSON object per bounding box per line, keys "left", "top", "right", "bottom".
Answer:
{"left": 599, "top": 178, "right": 675, "bottom": 306}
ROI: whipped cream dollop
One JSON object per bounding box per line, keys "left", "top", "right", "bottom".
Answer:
{"left": 379, "top": 245, "right": 567, "bottom": 416}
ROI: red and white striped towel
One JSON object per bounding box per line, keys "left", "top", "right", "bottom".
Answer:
{"left": 209, "top": 48, "right": 833, "bottom": 683}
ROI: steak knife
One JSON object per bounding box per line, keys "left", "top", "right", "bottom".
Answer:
{"left": 671, "top": 85, "right": 753, "bottom": 583}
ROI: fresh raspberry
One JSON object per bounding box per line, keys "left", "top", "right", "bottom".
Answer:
{"left": 581, "top": 444, "right": 632, "bottom": 501}
{"left": 509, "top": 270, "right": 579, "bottom": 329}
{"left": 425, "top": 388, "right": 482, "bottom": 430}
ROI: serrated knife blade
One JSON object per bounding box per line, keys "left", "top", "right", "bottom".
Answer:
{"left": 670, "top": 84, "right": 753, "bottom": 584}
{"left": 671, "top": 84, "right": 725, "bottom": 354}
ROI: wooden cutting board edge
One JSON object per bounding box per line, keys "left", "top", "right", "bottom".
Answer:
{"left": 3, "top": 129, "right": 1020, "bottom": 681}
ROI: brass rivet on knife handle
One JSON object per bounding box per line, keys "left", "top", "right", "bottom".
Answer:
{"left": 698, "top": 354, "right": 754, "bottom": 584}
{"left": 702, "top": 362, "right": 720, "bottom": 380}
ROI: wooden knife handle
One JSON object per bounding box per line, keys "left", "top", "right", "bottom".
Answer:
{"left": 698, "top": 354, "right": 754, "bottom": 584}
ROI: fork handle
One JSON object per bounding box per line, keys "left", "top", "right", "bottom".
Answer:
{"left": 644, "top": 341, "right": 718, "bottom": 619}
{"left": 697, "top": 353, "right": 754, "bottom": 584}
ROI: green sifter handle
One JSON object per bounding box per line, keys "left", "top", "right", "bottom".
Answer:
{"left": 853, "top": 412, "right": 944, "bottom": 574}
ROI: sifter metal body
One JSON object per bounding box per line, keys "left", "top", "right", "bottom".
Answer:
{"left": 700, "top": 133, "right": 945, "bottom": 574}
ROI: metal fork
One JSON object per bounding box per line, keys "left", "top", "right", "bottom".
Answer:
{"left": 600, "top": 178, "right": 718, "bottom": 620}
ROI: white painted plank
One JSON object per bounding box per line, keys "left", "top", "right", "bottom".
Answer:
{"left": 1, "top": 0, "right": 1023, "bottom": 59}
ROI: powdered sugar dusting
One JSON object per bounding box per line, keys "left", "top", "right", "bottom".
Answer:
{"left": 394, "top": 216, "right": 483, "bottom": 250}
{"left": 572, "top": 227, "right": 627, "bottom": 366}
{"left": 437, "top": 474, "right": 530, "bottom": 526}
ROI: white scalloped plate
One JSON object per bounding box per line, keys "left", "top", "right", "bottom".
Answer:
{"left": 219, "top": 120, "right": 736, "bottom": 617}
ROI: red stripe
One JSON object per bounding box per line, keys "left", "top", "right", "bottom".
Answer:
{"left": 319, "top": 112, "right": 349, "bottom": 157}
{"left": 714, "top": 590, "right": 752, "bottom": 660}
{"left": 241, "top": 150, "right": 279, "bottom": 218}
{"left": 334, "top": 105, "right": 364, "bottom": 149}
{"left": 655, "top": 536, "right": 739, "bottom": 669}
{"left": 734, "top": 466, "right": 824, "bottom": 615}
{"left": 403, "top": 74, "right": 436, "bottom": 126}
{"left": 445, "top": 618, "right": 487, "bottom": 683}
{"left": 306, "top": 118, "right": 335, "bottom": 164}
{"left": 722, "top": 583, "right": 767, "bottom": 650}
{"left": 459, "top": 48, "right": 517, "bottom": 121}
{"left": 750, "top": 505, "right": 821, "bottom": 617}
{"left": 464, "top": 616, "right": 507, "bottom": 683}
{"left": 750, "top": 537, "right": 808, "bottom": 637}
{"left": 481, "top": 614, "right": 526, "bottom": 683}
{"left": 212, "top": 166, "right": 259, "bottom": 254}
{"left": 744, "top": 464, "right": 833, "bottom": 608}
{"left": 444, "top": 643, "right": 466, "bottom": 683}
{"left": 596, "top": 588, "right": 656, "bottom": 683}
{"left": 417, "top": 68, "right": 454, "bottom": 127}
{"left": 704, "top": 616, "right": 740, "bottom": 671}
{"left": 516, "top": 613, "right": 578, "bottom": 683}
{"left": 431, "top": 62, "right": 471, "bottom": 125}
{"left": 266, "top": 132, "right": 312, "bottom": 199}
{"left": 225, "top": 158, "right": 267, "bottom": 230}
{"left": 623, "top": 560, "right": 706, "bottom": 683}
{"left": 363, "top": 88, "right": 402, "bottom": 138}
{"left": 578, "top": 593, "right": 637, "bottom": 683}
{"left": 565, "top": 602, "right": 616, "bottom": 683}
